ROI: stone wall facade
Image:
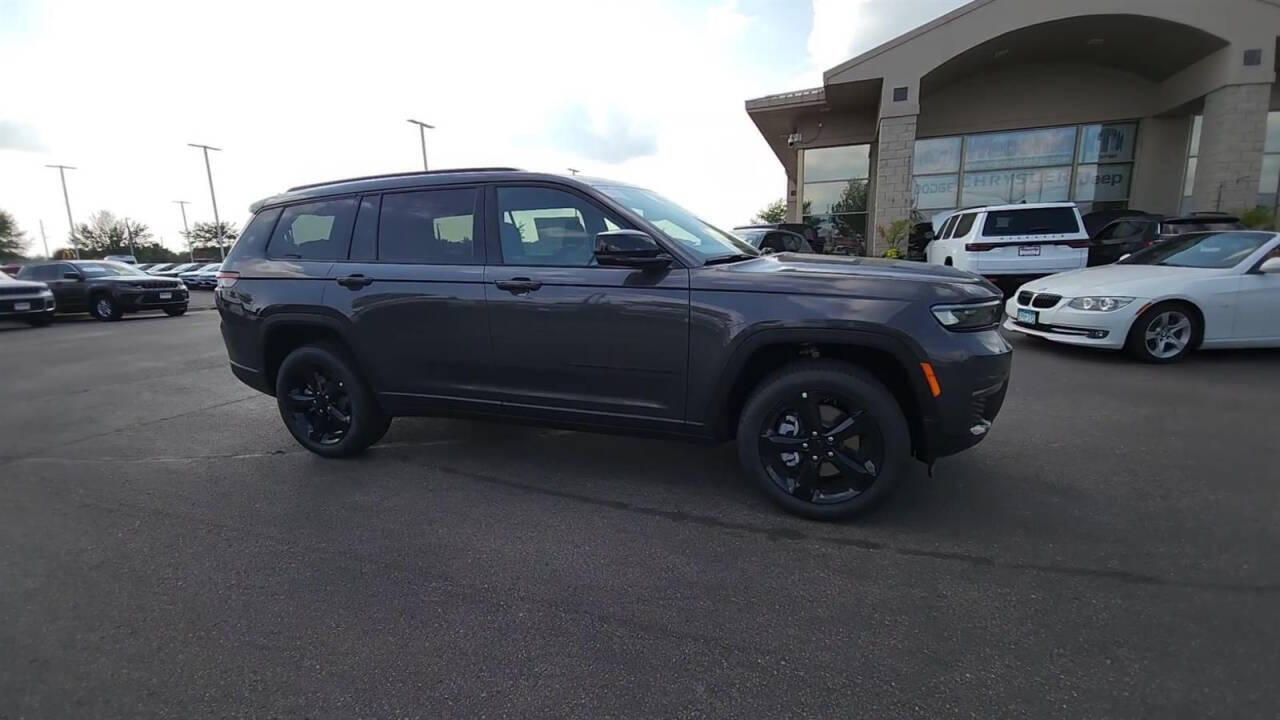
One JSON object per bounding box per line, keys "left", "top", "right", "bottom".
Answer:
{"left": 871, "top": 114, "right": 917, "bottom": 256}
{"left": 1191, "top": 83, "right": 1272, "bottom": 213}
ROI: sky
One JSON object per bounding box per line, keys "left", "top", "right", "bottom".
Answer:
{"left": 0, "top": 0, "right": 968, "bottom": 254}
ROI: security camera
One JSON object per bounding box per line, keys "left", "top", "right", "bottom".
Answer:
{"left": 787, "top": 132, "right": 802, "bottom": 147}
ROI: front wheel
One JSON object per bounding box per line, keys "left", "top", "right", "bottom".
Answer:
{"left": 164, "top": 305, "right": 187, "bottom": 317}
{"left": 736, "top": 360, "right": 911, "bottom": 521}
{"left": 1126, "top": 303, "right": 1199, "bottom": 363}
{"left": 90, "top": 295, "right": 122, "bottom": 321}
{"left": 275, "top": 343, "right": 390, "bottom": 458}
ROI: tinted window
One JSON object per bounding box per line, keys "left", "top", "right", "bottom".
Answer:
{"left": 79, "top": 262, "right": 145, "bottom": 277}
{"left": 20, "top": 264, "right": 58, "bottom": 281}
{"left": 349, "top": 196, "right": 380, "bottom": 262}
{"left": 1099, "top": 220, "right": 1145, "bottom": 240}
{"left": 266, "top": 198, "right": 357, "bottom": 260}
{"left": 378, "top": 189, "right": 477, "bottom": 264}
{"left": 497, "top": 186, "right": 619, "bottom": 267}
{"left": 231, "top": 207, "right": 282, "bottom": 259}
{"left": 982, "top": 208, "right": 1080, "bottom": 236}
{"left": 733, "top": 230, "right": 766, "bottom": 248}
{"left": 952, "top": 213, "right": 976, "bottom": 237}
{"left": 940, "top": 215, "right": 959, "bottom": 239}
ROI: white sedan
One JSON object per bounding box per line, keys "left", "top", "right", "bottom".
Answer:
{"left": 1004, "top": 231, "right": 1280, "bottom": 362}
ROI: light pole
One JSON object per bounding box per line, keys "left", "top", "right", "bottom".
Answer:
{"left": 45, "top": 164, "right": 79, "bottom": 258}
{"left": 407, "top": 118, "right": 434, "bottom": 170}
{"left": 173, "top": 200, "right": 193, "bottom": 261}
{"left": 188, "top": 143, "right": 225, "bottom": 260}
{"left": 38, "top": 219, "right": 49, "bottom": 258}
{"left": 567, "top": 167, "right": 580, "bottom": 176}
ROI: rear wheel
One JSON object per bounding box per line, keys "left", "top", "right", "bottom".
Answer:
{"left": 1126, "top": 302, "right": 1199, "bottom": 363}
{"left": 275, "top": 343, "right": 390, "bottom": 458}
{"left": 90, "top": 295, "right": 122, "bottom": 321}
{"left": 736, "top": 360, "right": 910, "bottom": 520}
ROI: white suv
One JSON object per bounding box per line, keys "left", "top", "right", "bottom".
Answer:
{"left": 926, "top": 203, "right": 1089, "bottom": 281}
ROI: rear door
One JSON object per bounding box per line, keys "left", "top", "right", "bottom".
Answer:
{"left": 972, "top": 207, "right": 1088, "bottom": 274}
{"left": 483, "top": 183, "right": 690, "bottom": 424}
{"left": 324, "top": 187, "right": 494, "bottom": 410}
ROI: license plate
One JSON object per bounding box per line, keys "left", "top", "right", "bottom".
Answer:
{"left": 159, "top": 292, "right": 172, "bottom": 300}
{"left": 1017, "top": 309, "right": 1037, "bottom": 325}
{"left": 14, "top": 301, "right": 30, "bottom": 311}
{"left": 1018, "top": 245, "right": 1041, "bottom": 256}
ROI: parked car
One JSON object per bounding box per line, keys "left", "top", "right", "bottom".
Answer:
{"left": 0, "top": 271, "right": 56, "bottom": 326}
{"left": 1, "top": 263, "right": 22, "bottom": 277}
{"left": 187, "top": 263, "right": 222, "bottom": 289}
{"left": 734, "top": 223, "right": 825, "bottom": 253}
{"left": 103, "top": 254, "right": 138, "bottom": 265}
{"left": 180, "top": 263, "right": 221, "bottom": 287}
{"left": 1005, "top": 231, "right": 1280, "bottom": 362}
{"left": 17, "top": 260, "right": 188, "bottom": 321}
{"left": 153, "top": 262, "right": 204, "bottom": 277}
{"left": 732, "top": 228, "right": 814, "bottom": 254}
{"left": 145, "top": 263, "right": 176, "bottom": 274}
{"left": 926, "top": 202, "right": 1089, "bottom": 292}
{"left": 215, "top": 169, "right": 1011, "bottom": 520}
{"left": 1087, "top": 212, "right": 1245, "bottom": 266}
{"left": 907, "top": 222, "right": 935, "bottom": 261}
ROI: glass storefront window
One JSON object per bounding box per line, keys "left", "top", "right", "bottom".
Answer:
{"left": 1075, "top": 164, "right": 1133, "bottom": 203}
{"left": 804, "top": 180, "right": 868, "bottom": 215}
{"left": 913, "top": 174, "right": 958, "bottom": 210}
{"left": 963, "top": 127, "right": 1077, "bottom": 171}
{"left": 913, "top": 137, "right": 962, "bottom": 175}
{"left": 803, "top": 145, "right": 870, "bottom": 183}
{"left": 805, "top": 213, "right": 867, "bottom": 255}
{"left": 960, "top": 167, "right": 1072, "bottom": 206}
{"left": 1078, "top": 122, "right": 1137, "bottom": 163}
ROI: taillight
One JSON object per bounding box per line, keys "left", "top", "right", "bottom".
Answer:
{"left": 965, "top": 242, "right": 997, "bottom": 252}
{"left": 215, "top": 270, "right": 239, "bottom": 288}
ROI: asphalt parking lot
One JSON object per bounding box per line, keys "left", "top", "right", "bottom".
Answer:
{"left": 2, "top": 301, "right": 1278, "bottom": 718}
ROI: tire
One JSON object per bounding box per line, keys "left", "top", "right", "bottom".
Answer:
{"left": 89, "top": 294, "right": 122, "bottom": 321}
{"left": 164, "top": 305, "right": 188, "bottom": 317}
{"left": 26, "top": 314, "right": 53, "bottom": 327}
{"left": 275, "top": 342, "right": 390, "bottom": 458}
{"left": 1125, "top": 302, "right": 1200, "bottom": 363}
{"left": 736, "top": 360, "right": 911, "bottom": 521}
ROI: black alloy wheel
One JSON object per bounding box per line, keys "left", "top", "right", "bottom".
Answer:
{"left": 758, "top": 392, "right": 884, "bottom": 505}
{"left": 282, "top": 366, "right": 353, "bottom": 447}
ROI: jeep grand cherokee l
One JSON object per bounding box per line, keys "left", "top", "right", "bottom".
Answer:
{"left": 18, "top": 260, "right": 188, "bottom": 320}
{"left": 216, "top": 169, "right": 1011, "bottom": 519}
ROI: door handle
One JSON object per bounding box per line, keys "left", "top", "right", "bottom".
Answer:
{"left": 495, "top": 278, "right": 543, "bottom": 295}
{"left": 336, "top": 274, "right": 373, "bottom": 289}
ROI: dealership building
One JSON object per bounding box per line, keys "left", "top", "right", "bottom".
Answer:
{"left": 746, "top": 0, "right": 1280, "bottom": 254}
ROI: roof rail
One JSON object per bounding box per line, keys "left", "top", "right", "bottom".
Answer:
{"left": 286, "top": 167, "right": 521, "bottom": 192}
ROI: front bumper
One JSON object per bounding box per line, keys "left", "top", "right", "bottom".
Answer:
{"left": 116, "top": 288, "right": 188, "bottom": 311}
{"left": 0, "top": 295, "right": 56, "bottom": 317}
{"left": 1002, "top": 296, "right": 1140, "bottom": 350}
{"left": 921, "top": 328, "right": 1013, "bottom": 461}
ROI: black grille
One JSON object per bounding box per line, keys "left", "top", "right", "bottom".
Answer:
{"left": 1031, "top": 293, "right": 1061, "bottom": 309}
{"left": 0, "top": 286, "right": 42, "bottom": 296}
{"left": 1016, "top": 291, "right": 1033, "bottom": 306}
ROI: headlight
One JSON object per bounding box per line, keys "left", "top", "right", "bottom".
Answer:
{"left": 1067, "top": 296, "right": 1134, "bottom": 312}
{"left": 931, "top": 301, "right": 1002, "bottom": 330}
{"left": 40, "top": 288, "right": 53, "bottom": 296}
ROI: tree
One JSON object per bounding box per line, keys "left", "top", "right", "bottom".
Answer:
{"left": 0, "top": 209, "right": 28, "bottom": 260}
{"left": 753, "top": 198, "right": 812, "bottom": 224}
{"left": 74, "top": 211, "right": 154, "bottom": 257}
{"left": 184, "top": 220, "right": 239, "bottom": 258}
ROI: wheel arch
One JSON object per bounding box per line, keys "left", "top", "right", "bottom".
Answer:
{"left": 258, "top": 312, "right": 365, "bottom": 395}
{"left": 1132, "top": 297, "right": 1207, "bottom": 348}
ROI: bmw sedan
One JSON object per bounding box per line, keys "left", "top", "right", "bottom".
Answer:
{"left": 1004, "top": 231, "right": 1280, "bottom": 362}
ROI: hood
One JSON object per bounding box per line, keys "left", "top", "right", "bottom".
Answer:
{"left": 0, "top": 275, "right": 48, "bottom": 290}
{"left": 1022, "top": 263, "right": 1217, "bottom": 296}
{"left": 694, "top": 253, "right": 998, "bottom": 304}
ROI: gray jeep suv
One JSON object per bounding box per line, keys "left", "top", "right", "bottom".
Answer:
{"left": 215, "top": 169, "right": 1011, "bottom": 519}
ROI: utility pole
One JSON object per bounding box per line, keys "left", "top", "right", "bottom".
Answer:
{"left": 45, "top": 164, "right": 79, "bottom": 258}
{"left": 173, "top": 200, "right": 193, "bottom": 262}
{"left": 38, "top": 220, "right": 49, "bottom": 258}
{"left": 407, "top": 118, "right": 434, "bottom": 170}
{"left": 124, "top": 220, "right": 136, "bottom": 257}
{"left": 188, "top": 143, "right": 225, "bottom": 260}
{"left": 567, "top": 167, "right": 580, "bottom": 176}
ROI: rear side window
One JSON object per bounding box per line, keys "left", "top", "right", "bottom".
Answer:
{"left": 952, "top": 213, "right": 976, "bottom": 237}
{"left": 378, "top": 189, "right": 478, "bottom": 264}
{"left": 266, "top": 198, "right": 357, "bottom": 260}
{"left": 982, "top": 208, "right": 1080, "bottom": 236}
{"left": 940, "top": 215, "right": 959, "bottom": 239}
{"left": 229, "top": 206, "right": 282, "bottom": 259}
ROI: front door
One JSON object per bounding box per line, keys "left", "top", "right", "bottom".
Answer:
{"left": 1234, "top": 245, "right": 1280, "bottom": 340}
{"left": 324, "top": 188, "right": 495, "bottom": 411}
{"left": 43, "top": 263, "right": 88, "bottom": 312}
{"left": 483, "top": 184, "right": 690, "bottom": 424}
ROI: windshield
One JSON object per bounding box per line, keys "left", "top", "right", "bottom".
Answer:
{"left": 1161, "top": 220, "right": 1243, "bottom": 235}
{"left": 594, "top": 185, "right": 757, "bottom": 261}
{"left": 78, "top": 261, "right": 147, "bottom": 277}
{"left": 1120, "top": 231, "right": 1272, "bottom": 269}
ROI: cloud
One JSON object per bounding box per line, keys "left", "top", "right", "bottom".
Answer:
{"left": 806, "top": 0, "right": 969, "bottom": 75}
{"left": 545, "top": 105, "right": 658, "bottom": 165}
{"left": 0, "top": 120, "right": 46, "bottom": 151}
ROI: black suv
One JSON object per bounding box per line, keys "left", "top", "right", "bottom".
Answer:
{"left": 216, "top": 169, "right": 1010, "bottom": 519}
{"left": 18, "top": 260, "right": 188, "bottom": 320}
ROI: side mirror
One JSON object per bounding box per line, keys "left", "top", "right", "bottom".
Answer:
{"left": 1258, "top": 256, "right": 1280, "bottom": 274}
{"left": 63, "top": 271, "right": 81, "bottom": 280}
{"left": 594, "top": 230, "right": 672, "bottom": 270}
